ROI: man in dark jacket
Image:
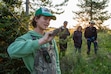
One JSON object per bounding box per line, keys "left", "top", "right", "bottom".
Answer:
{"left": 84, "top": 21, "right": 98, "bottom": 55}
{"left": 59, "top": 21, "right": 70, "bottom": 57}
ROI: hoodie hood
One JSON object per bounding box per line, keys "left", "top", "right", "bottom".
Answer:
{"left": 28, "top": 30, "right": 43, "bottom": 38}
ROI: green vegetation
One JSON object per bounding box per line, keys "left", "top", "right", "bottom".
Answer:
{"left": 0, "top": 31, "right": 111, "bottom": 74}
{"left": 59, "top": 31, "right": 111, "bottom": 74}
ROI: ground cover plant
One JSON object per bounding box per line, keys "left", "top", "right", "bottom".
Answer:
{"left": 59, "top": 31, "right": 111, "bottom": 74}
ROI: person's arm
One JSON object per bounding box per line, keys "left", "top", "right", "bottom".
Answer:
{"left": 66, "top": 28, "right": 70, "bottom": 36}
{"left": 94, "top": 27, "right": 97, "bottom": 41}
{"left": 7, "top": 36, "right": 40, "bottom": 58}
{"left": 7, "top": 31, "right": 54, "bottom": 58}
{"left": 84, "top": 27, "right": 88, "bottom": 39}
{"left": 73, "top": 31, "right": 77, "bottom": 40}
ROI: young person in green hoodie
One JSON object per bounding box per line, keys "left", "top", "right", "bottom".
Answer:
{"left": 7, "top": 7, "right": 61, "bottom": 74}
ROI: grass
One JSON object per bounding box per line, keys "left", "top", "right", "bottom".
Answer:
{"left": 57, "top": 31, "right": 111, "bottom": 74}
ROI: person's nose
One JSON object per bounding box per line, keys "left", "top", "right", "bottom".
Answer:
{"left": 46, "top": 19, "right": 50, "bottom": 24}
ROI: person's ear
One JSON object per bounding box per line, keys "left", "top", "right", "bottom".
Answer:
{"left": 34, "top": 17, "right": 38, "bottom": 22}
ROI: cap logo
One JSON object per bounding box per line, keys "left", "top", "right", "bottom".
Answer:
{"left": 42, "top": 8, "right": 51, "bottom": 14}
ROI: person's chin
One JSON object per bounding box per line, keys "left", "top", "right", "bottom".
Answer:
{"left": 44, "top": 26, "right": 48, "bottom": 29}
{"left": 43, "top": 27, "right": 48, "bottom": 30}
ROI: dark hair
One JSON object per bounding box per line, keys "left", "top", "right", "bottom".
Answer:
{"left": 77, "top": 26, "right": 82, "bottom": 31}
{"left": 64, "top": 21, "right": 68, "bottom": 24}
{"left": 31, "top": 15, "right": 41, "bottom": 28}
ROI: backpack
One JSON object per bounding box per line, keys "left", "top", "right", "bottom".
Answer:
{"left": 31, "top": 35, "right": 57, "bottom": 74}
{"left": 59, "top": 27, "right": 70, "bottom": 39}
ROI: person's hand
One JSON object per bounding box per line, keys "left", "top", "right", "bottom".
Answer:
{"left": 38, "top": 31, "right": 54, "bottom": 45}
{"left": 94, "top": 40, "right": 98, "bottom": 43}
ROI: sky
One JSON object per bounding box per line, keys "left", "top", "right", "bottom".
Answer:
{"left": 49, "top": 0, "right": 111, "bottom": 29}
{"left": 49, "top": 0, "right": 79, "bottom": 28}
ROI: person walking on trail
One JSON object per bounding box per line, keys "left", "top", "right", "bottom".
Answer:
{"left": 73, "top": 26, "right": 82, "bottom": 54}
{"left": 7, "top": 7, "right": 61, "bottom": 74}
{"left": 59, "top": 21, "right": 70, "bottom": 57}
{"left": 84, "top": 21, "right": 98, "bottom": 55}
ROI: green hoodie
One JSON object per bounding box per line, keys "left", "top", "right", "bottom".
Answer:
{"left": 7, "top": 30, "right": 61, "bottom": 74}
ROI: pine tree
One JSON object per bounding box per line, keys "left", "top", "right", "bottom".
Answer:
{"left": 73, "top": 0, "right": 111, "bottom": 29}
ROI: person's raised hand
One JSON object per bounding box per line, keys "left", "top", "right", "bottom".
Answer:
{"left": 38, "top": 31, "right": 54, "bottom": 45}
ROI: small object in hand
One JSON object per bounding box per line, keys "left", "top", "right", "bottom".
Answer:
{"left": 50, "top": 28, "right": 60, "bottom": 36}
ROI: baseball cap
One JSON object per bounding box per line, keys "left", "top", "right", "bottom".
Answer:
{"left": 64, "top": 21, "right": 68, "bottom": 23}
{"left": 35, "top": 7, "right": 56, "bottom": 20}
{"left": 89, "top": 20, "right": 95, "bottom": 24}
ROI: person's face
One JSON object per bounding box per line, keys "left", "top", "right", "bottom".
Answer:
{"left": 78, "top": 27, "right": 82, "bottom": 31}
{"left": 35, "top": 16, "right": 51, "bottom": 30}
{"left": 64, "top": 22, "right": 68, "bottom": 28}
{"left": 90, "top": 24, "right": 94, "bottom": 27}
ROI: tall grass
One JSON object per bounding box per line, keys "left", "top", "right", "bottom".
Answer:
{"left": 56, "top": 31, "right": 111, "bottom": 74}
